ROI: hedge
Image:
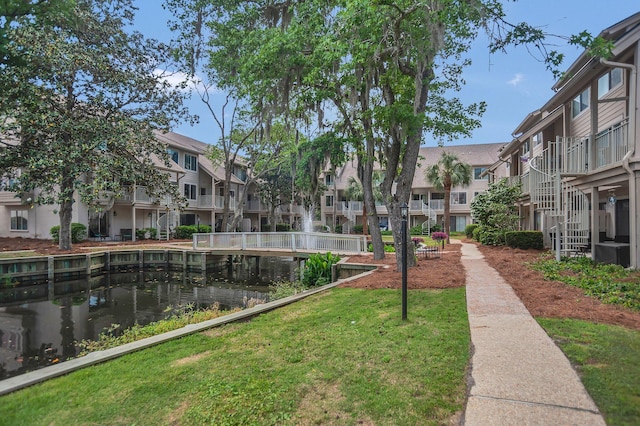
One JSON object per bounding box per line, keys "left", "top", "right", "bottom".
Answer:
{"left": 50, "top": 223, "right": 87, "bottom": 243}
{"left": 505, "top": 231, "right": 544, "bottom": 250}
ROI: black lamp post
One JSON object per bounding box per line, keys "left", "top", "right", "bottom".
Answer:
{"left": 401, "top": 202, "right": 408, "bottom": 320}
{"left": 196, "top": 215, "right": 200, "bottom": 233}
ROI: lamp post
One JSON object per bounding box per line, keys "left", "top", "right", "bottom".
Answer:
{"left": 401, "top": 202, "right": 408, "bottom": 320}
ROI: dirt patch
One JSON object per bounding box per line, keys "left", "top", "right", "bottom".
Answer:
{"left": 171, "top": 351, "right": 211, "bottom": 367}
{"left": 340, "top": 243, "right": 464, "bottom": 290}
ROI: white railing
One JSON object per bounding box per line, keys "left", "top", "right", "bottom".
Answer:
{"left": 198, "top": 195, "right": 213, "bottom": 208}
{"left": 427, "top": 199, "right": 444, "bottom": 210}
{"left": 215, "top": 195, "right": 237, "bottom": 210}
{"left": 595, "top": 120, "right": 628, "bottom": 169}
{"left": 193, "top": 232, "right": 368, "bottom": 254}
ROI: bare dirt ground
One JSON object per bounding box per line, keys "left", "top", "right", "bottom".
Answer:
{"left": 2, "top": 237, "right": 639, "bottom": 329}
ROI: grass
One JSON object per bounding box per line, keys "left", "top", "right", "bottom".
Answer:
{"left": 0, "top": 287, "right": 470, "bottom": 425}
{"left": 539, "top": 318, "right": 640, "bottom": 426}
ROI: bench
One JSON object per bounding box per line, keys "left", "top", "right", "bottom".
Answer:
{"left": 417, "top": 244, "right": 441, "bottom": 259}
{"left": 120, "top": 228, "right": 133, "bottom": 241}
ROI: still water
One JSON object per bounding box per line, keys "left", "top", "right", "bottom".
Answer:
{"left": 0, "top": 256, "right": 297, "bottom": 380}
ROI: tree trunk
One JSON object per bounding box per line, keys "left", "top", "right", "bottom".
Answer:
{"left": 359, "top": 154, "right": 384, "bottom": 259}
{"left": 444, "top": 184, "right": 451, "bottom": 244}
{"left": 58, "top": 193, "right": 74, "bottom": 251}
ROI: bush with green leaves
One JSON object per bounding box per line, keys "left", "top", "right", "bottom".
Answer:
{"left": 50, "top": 223, "right": 86, "bottom": 243}
{"left": 275, "top": 223, "right": 291, "bottom": 232}
{"left": 353, "top": 224, "right": 363, "bottom": 234}
{"left": 472, "top": 225, "right": 505, "bottom": 246}
{"left": 135, "top": 227, "right": 158, "bottom": 240}
{"left": 465, "top": 224, "right": 479, "bottom": 238}
{"left": 302, "top": 252, "right": 340, "bottom": 287}
{"left": 174, "top": 225, "right": 212, "bottom": 239}
{"left": 470, "top": 178, "right": 522, "bottom": 245}
{"left": 505, "top": 231, "right": 543, "bottom": 249}
{"left": 368, "top": 243, "right": 395, "bottom": 252}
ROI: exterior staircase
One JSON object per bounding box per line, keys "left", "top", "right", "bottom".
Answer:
{"left": 529, "top": 136, "right": 590, "bottom": 259}
{"left": 421, "top": 202, "right": 437, "bottom": 235}
{"left": 343, "top": 201, "right": 357, "bottom": 234}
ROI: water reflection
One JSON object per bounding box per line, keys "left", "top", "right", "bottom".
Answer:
{"left": 0, "top": 256, "right": 297, "bottom": 380}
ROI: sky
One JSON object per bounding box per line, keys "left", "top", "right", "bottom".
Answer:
{"left": 133, "top": 1, "right": 640, "bottom": 147}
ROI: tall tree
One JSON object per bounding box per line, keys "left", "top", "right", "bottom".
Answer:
{"left": 0, "top": 0, "right": 75, "bottom": 66}
{"left": 0, "top": 0, "right": 190, "bottom": 250}
{"left": 166, "top": 0, "right": 613, "bottom": 267}
{"left": 425, "top": 151, "right": 472, "bottom": 243}
{"left": 295, "top": 132, "right": 347, "bottom": 216}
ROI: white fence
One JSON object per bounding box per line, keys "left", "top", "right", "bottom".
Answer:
{"left": 193, "top": 232, "right": 368, "bottom": 254}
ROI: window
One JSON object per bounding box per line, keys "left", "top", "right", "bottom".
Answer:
{"left": 473, "top": 167, "right": 487, "bottom": 180}
{"left": 532, "top": 132, "right": 543, "bottom": 146}
{"left": 233, "top": 165, "right": 247, "bottom": 181}
{"left": 200, "top": 187, "right": 207, "bottom": 196}
{"left": 473, "top": 191, "right": 483, "bottom": 200}
{"left": 450, "top": 216, "right": 467, "bottom": 232}
{"left": 11, "top": 210, "right": 28, "bottom": 231}
{"left": 450, "top": 192, "right": 467, "bottom": 205}
{"left": 521, "top": 140, "right": 530, "bottom": 158}
{"left": 598, "top": 68, "right": 622, "bottom": 98}
{"left": 325, "top": 195, "right": 334, "bottom": 207}
{"left": 325, "top": 174, "right": 334, "bottom": 186}
{"left": 184, "top": 183, "right": 197, "bottom": 200}
{"left": 431, "top": 192, "right": 444, "bottom": 200}
{"left": 572, "top": 88, "right": 590, "bottom": 118}
{"left": 184, "top": 153, "right": 197, "bottom": 171}
{"left": 167, "top": 148, "right": 179, "bottom": 164}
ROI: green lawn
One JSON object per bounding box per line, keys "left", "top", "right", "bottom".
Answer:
{"left": 0, "top": 287, "right": 470, "bottom": 425}
{"left": 540, "top": 318, "right": 640, "bottom": 426}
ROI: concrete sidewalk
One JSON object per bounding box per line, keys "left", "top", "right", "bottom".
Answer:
{"left": 458, "top": 240, "right": 605, "bottom": 425}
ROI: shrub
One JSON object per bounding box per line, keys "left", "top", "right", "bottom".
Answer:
{"left": 174, "top": 225, "right": 211, "bottom": 239}
{"left": 334, "top": 224, "right": 342, "bottom": 234}
{"left": 505, "top": 231, "right": 543, "bottom": 250}
{"left": 135, "top": 227, "right": 160, "bottom": 240}
{"left": 410, "top": 225, "right": 423, "bottom": 235}
{"left": 473, "top": 226, "right": 505, "bottom": 245}
{"left": 465, "top": 224, "right": 479, "bottom": 239}
{"left": 431, "top": 231, "right": 448, "bottom": 241}
{"left": 50, "top": 223, "right": 87, "bottom": 243}
{"left": 262, "top": 224, "right": 271, "bottom": 232}
{"left": 275, "top": 223, "right": 291, "bottom": 232}
{"left": 353, "top": 224, "right": 363, "bottom": 234}
{"left": 369, "top": 243, "right": 395, "bottom": 252}
{"left": 302, "top": 252, "right": 341, "bottom": 287}
{"left": 380, "top": 230, "right": 393, "bottom": 236}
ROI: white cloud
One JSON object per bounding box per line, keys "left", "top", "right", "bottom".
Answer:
{"left": 152, "top": 69, "right": 217, "bottom": 94}
{"left": 507, "top": 73, "right": 525, "bottom": 87}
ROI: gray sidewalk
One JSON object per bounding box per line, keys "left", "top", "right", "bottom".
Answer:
{"left": 458, "top": 240, "right": 606, "bottom": 425}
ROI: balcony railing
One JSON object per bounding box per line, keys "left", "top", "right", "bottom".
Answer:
{"left": 595, "top": 120, "right": 628, "bottom": 168}
{"left": 427, "top": 200, "right": 444, "bottom": 210}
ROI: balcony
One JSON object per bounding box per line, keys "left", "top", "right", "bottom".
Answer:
{"left": 595, "top": 120, "right": 628, "bottom": 169}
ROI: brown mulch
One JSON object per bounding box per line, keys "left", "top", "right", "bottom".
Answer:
{"left": 0, "top": 236, "right": 190, "bottom": 255}
{"left": 2, "top": 236, "right": 639, "bottom": 330}
{"left": 340, "top": 239, "right": 640, "bottom": 330}
{"left": 341, "top": 243, "right": 464, "bottom": 289}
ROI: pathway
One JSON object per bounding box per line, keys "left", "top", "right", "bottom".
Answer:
{"left": 458, "top": 240, "right": 605, "bottom": 425}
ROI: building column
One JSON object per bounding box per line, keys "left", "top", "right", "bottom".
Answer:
{"left": 591, "top": 187, "right": 599, "bottom": 254}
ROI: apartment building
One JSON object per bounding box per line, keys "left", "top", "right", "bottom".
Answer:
{"left": 320, "top": 143, "right": 504, "bottom": 234}
{"left": 491, "top": 12, "right": 640, "bottom": 268}
{"left": 0, "top": 131, "right": 294, "bottom": 241}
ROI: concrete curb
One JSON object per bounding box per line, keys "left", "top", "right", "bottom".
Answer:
{"left": 0, "top": 269, "right": 377, "bottom": 396}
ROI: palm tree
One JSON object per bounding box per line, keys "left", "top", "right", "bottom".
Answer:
{"left": 425, "top": 152, "right": 472, "bottom": 243}
{"left": 345, "top": 172, "right": 384, "bottom": 235}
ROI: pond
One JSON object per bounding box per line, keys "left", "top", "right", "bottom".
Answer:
{"left": 0, "top": 256, "right": 297, "bottom": 380}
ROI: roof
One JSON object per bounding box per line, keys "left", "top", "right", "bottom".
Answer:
{"left": 333, "top": 142, "right": 506, "bottom": 189}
